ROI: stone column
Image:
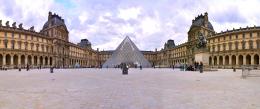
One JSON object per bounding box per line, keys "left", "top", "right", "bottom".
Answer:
{"left": 31, "top": 56, "right": 34, "bottom": 66}
{"left": 43, "top": 57, "right": 45, "bottom": 67}
{"left": 229, "top": 55, "right": 232, "bottom": 66}
{"left": 25, "top": 55, "right": 28, "bottom": 65}
{"left": 3, "top": 54, "right": 6, "bottom": 66}
{"left": 217, "top": 56, "right": 219, "bottom": 66}
{"left": 251, "top": 55, "right": 254, "bottom": 65}
{"left": 223, "top": 56, "right": 226, "bottom": 66}
{"left": 10, "top": 55, "right": 13, "bottom": 66}
{"left": 243, "top": 55, "right": 246, "bottom": 65}
{"left": 18, "top": 55, "right": 21, "bottom": 65}
{"left": 236, "top": 55, "right": 239, "bottom": 66}
{"left": 212, "top": 56, "right": 214, "bottom": 66}
{"left": 47, "top": 57, "right": 50, "bottom": 67}
{"left": 37, "top": 57, "right": 40, "bottom": 66}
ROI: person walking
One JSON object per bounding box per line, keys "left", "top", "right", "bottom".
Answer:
{"left": 199, "top": 62, "right": 203, "bottom": 73}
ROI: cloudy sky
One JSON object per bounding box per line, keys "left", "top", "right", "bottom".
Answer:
{"left": 1, "top": 0, "right": 260, "bottom": 51}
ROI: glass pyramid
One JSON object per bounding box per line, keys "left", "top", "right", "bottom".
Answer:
{"left": 102, "top": 36, "right": 152, "bottom": 68}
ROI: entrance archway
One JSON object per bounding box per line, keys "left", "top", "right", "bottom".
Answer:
{"left": 13, "top": 55, "right": 18, "bottom": 67}
{"left": 28, "top": 55, "right": 32, "bottom": 65}
{"left": 219, "top": 56, "right": 223, "bottom": 65}
{"left": 209, "top": 57, "right": 212, "bottom": 65}
{"left": 0, "top": 54, "right": 3, "bottom": 66}
{"left": 232, "top": 55, "right": 236, "bottom": 65}
{"left": 246, "top": 55, "right": 251, "bottom": 65}
{"left": 21, "top": 55, "right": 25, "bottom": 66}
{"left": 40, "top": 56, "right": 43, "bottom": 65}
{"left": 6, "top": 54, "right": 11, "bottom": 66}
{"left": 254, "top": 54, "right": 259, "bottom": 65}
{"left": 34, "top": 56, "right": 37, "bottom": 66}
{"left": 225, "top": 55, "right": 229, "bottom": 65}
{"left": 239, "top": 55, "right": 243, "bottom": 65}
{"left": 214, "top": 56, "right": 217, "bottom": 65}
{"left": 50, "top": 57, "right": 52, "bottom": 66}
{"left": 45, "top": 57, "right": 48, "bottom": 66}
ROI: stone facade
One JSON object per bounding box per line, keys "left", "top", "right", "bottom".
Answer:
{"left": 0, "top": 12, "right": 99, "bottom": 69}
{"left": 100, "top": 12, "right": 260, "bottom": 69}
{"left": 1, "top": 12, "right": 260, "bottom": 69}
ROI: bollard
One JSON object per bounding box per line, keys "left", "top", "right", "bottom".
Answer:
{"left": 50, "top": 67, "right": 54, "bottom": 73}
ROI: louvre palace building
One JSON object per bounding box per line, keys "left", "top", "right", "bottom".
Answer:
{"left": 0, "top": 12, "right": 260, "bottom": 69}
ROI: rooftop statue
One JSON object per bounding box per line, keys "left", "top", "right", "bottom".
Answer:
{"left": 6, "top": 21, "right": 9, "bottom": 27}
{"left": 19, "top": 23, "right": 23, "bottom": 29}
{"left": 29, "top": 26, "right": 34, "bottom": 31}
{"left": 12, "top": 22, "right": 16, "bottom": 28}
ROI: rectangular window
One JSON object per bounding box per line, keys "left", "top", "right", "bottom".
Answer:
{"left": 258, "top": 41, "right": 260, "bottom": 49}
{"left": 31, "top": 44, "right": 34, "bottom": 51}
{"left": 223, "top": 43, "right": 226, "bottom": 51}
{"left": 224, "top": 36, "right": 226, "bottom": 41}
{"left": 236, "top": 34, "right": 238, "bottom": 39}
{"left": 12, "top": 33, "right": 14, "bottom": 38}
{"left": 4, "top": 40, "right": 8, "bottom": 48}
{"left": 218, "top": 44, "right": 220, "bottom": 51}
{"left": 258, "top": 32, "right": 260, "bottom": 37}
{"left": 249, "top": 41, "right": 253, "bottom": 49}
{"left": 25, "top": 42, "right": 28, "bottom": 50}
{"left": 243, "top": 33, "right": 245, "bottom": 39}
{"left": 229, "top": 35, "right": 231, "bottom": 40}
{"left": 5, "top": 32, "right": 7, "bottom": 38}
{"left": 25, "top": 35, "right": 27, "bottom": 40}
{"left": 250, "top": 33, "right": 253, "bottom": 38}
{"left": 229, "top": 42, "right": 232, "bottom": 50}
{"left": 235, "top": 42, "right": 238, "bottom": 50}
{"left": 19, "top": 34, "right": 21, "bottom": 39}
{"left": 11, "top": 40, "right": 15, "bottom": 49}
{"left": 19, "top": 42, "right": 21, "bottom": 49}
{"left": 242, "top": 41, "right": 245, "bottom": 49}
{"left": 41, "top": 45, "right": 44, "bottom": 52}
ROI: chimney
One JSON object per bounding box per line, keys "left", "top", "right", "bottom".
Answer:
{"left": 204, "top": 12, "right": 208, "bottom": 27}
{"left": 48, "top": 11, "right": 52, "bottom": 20}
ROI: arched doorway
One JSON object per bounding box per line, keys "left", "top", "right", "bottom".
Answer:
{"left": 40, "top": 56, "right": 43, "bottom": 65}
{"left": 239, "top": 55, "right": 243, "bottom": 65}
{"left": 214, "top": 56, "right": 217, "bottom": 65}
{"left": 13, "top": 55, "right": 18, "bottom": 67}
{"left": 225, "top": 55, "right": 229, "bottom": 65}
{"left": 232, "top": 55, "right": 236, "bottom": 65}
{"left": 45, "top": 57, "right": 48, "bottom": 66}
{"left": 21, "top": 55, "right": 25, "bottom": 66}
{"left": 209, "top": 57, "right": 212, "bottom": 65}
{"left": 28, "top": 55, "right": 32, "bottom": 65}
{"left": 34, "top": 56, "right": 37, "bottom": 66}
{"left": 254, "top": 54, "right": 259, "bottom": 65}
{"left": 6, "top": 54, "right": 11, "bottom": 66}
{"left": 0, "top": 54, "right": 3, "bottom": 66}
{"left": 246, "top": 55, "right": 251, "bottom": 65}
{"left": 50, "top": 57, "right": 53, "bottom": 66}
{"left": 219, "top": 56, "right": 223, "bottom": 66}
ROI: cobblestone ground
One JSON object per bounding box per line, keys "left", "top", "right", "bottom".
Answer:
{"left": 0, "top": 68, "right": 260, "bottom": 109}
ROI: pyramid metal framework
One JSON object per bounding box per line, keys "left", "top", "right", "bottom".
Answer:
{"left": 102, "top": 36, "right": 152, "bottom": 68}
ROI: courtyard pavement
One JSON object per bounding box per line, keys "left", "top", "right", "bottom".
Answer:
{"left": 0, "top": 68, "right": 259, "bottom": 109}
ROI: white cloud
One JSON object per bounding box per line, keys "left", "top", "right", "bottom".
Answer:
{"left": 140, "top": 17, "right": 161, "bottom": 35}
{"left": 78, "top": 11, "right": 88, "bottom": 24}
{"left": 118, "top": 7, "right": 141, "bottom": 20}
{"left": 3, "top": 0, "right": 260, "bottom": 51}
